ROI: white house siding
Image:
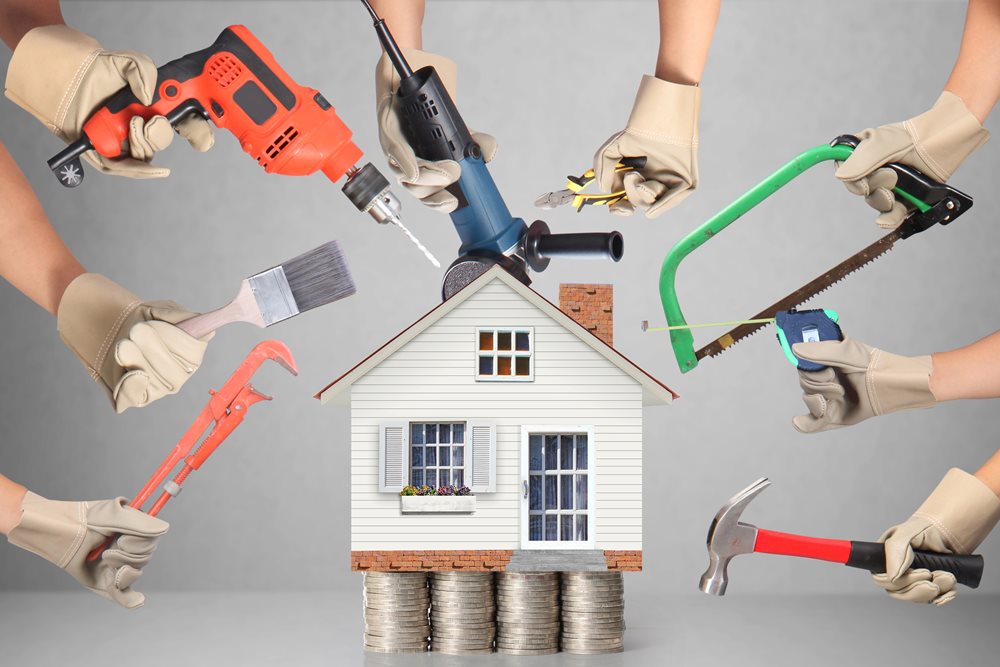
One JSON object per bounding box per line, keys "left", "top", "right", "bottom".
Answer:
{"left": 350, "top": 278, "right": 643, "bottom": 552}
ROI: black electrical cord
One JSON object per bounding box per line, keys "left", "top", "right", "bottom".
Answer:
{"left": 358, "top": 0, "right": 414, "bottom": 79}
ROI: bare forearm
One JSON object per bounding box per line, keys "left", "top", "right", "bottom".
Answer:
{"left": 369, "top": 0, "right": 425, "bottom": 50}
{"left": 944, "top": 0, "right": 1000, "bottom": 123}
{"left": 975, "top": 449, "right": 1000, "bottom": 498}
{"left": 0, "top": 0, "right": 63, "bottom": 50}
{"left": 0, "top": 474, "right": 27, "bottom": 536}
{"left": 930, "top": 329, "right": 1000, "bottom": 401}
{"left": 656, "top": 0, "right": 720, "bottom": 85}
{"left": 0, "top": 143, "right": 85, "bottom": 314}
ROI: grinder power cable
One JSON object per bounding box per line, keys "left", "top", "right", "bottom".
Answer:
{"left": 86, "top": 340, "right": 298, "bottom": 561}
{"left": 360, "top": 0, "right": 624, "bottom": 299}
{"left": 700, "top": 478, "right": 985, "bottom": 596}
{"left": 46, "top": 24, "right": 438, "bottom": 266}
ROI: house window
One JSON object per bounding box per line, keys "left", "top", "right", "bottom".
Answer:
{"left": 527, "top": 433, "right": 589, "bottom": 542}
{"left": 477, "top": 328, "right": 533, "bottom": 380}
{"left": 410, "top": 422, "right": 466, "bottom": 488}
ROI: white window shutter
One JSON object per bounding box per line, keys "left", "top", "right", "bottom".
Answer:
{"left": 467, "top": 422, "right": 496, "bottom": 493}
{"left": 378, "top": 422, "right": 408, "bottom": 493}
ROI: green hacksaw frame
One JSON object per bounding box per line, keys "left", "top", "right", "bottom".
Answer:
{"left": 658, "top": 141, "right": 934, "bottom": 374}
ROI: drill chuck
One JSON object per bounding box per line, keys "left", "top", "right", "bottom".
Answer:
{"left": 342, "top": 162, "right": 402, "bottom": 225}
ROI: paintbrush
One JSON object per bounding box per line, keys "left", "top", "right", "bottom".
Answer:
{"left": 177, "top": 241, "right": 356, "bottom": 339}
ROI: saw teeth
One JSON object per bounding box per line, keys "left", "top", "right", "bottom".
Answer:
{"left": 694, "top": 231, "right": 898, "bottom": 361}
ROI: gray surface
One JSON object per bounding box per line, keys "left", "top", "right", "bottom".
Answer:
{"left": 507, "top": 549, "right": 609, "bottom": 571}
{"left": 1, "top": 589, "right": 999, "bottom": 666}
{"left": 1, "top": 0, "right": 998, "bottom": 611}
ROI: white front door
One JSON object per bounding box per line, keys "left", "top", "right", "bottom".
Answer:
{"left": 520, "top": 426, "right": 595, "bottom": 549}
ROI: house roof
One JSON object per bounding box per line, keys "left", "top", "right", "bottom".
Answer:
{"left": 315, "top": 266, "right": 678, "bottom": 406}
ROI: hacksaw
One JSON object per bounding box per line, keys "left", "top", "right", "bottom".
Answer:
{"left": 659, "top": 135, "right": 974, "bottom": 373}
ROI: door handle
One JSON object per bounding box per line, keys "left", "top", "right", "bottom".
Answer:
{"left": 523, "top": 480, "right": 528, "bottom": 499}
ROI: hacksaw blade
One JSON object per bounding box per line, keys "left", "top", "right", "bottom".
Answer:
{"left": 695, "top": 229, "right": 901, "bottom": 360}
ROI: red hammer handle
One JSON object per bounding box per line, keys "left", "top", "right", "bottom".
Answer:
{"left": 754, "top": 529, "right": 852, "bottom": 564}
{"left": 754, "top": 528, "right": 985, "bottom": 588}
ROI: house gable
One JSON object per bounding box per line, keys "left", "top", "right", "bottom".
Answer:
{"left": 316, "top": 267, "right": 676, "bottom": 406}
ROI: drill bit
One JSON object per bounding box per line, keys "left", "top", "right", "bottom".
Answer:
{"left": 393, "top": 219, "right": 441, "bottom": 268}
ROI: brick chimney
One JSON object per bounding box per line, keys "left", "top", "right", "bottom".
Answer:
{"left": 559, "top": 284, "right": 613, "bottom": 347}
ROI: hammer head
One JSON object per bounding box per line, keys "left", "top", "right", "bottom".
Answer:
{"left": 699, "top": 478, "right": 770, "bottom": 596}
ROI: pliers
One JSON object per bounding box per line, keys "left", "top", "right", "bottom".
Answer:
{"left": 535, "top": 156, "right": 647, "bottom": 212}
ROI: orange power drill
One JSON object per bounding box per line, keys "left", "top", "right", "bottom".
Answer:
{"left": 47, "top": 25, "right": 405, "bottom": 231}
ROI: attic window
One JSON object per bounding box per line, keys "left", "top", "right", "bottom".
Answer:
{"left": 477, "top": 328, "right": 533, "bottom": 381}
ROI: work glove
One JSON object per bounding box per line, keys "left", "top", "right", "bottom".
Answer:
{"left": 872, "top": 468, "right": 1000, "bottom": 606}
{"left": 593, "top": 75, "right": 700, "bottom": 218}
{"left": 5, "top": 25, "right": 214, "bottom": 179}
{"left": 790, "top": 337, "right": 935, "bottom": 433}
{"left": 7, "top": 491, "right": 168, "bottom": 609}
{"left": 836, "top": 92, "right": 989, "bottom": 229}
{"left": 57, "top": 273, "right": 213, "bottom": 413}
{"left": 375, "top": 48, "right": 497, "bottom": 213}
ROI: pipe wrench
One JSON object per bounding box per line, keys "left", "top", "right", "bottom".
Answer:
{"left": 87, "top": 340, "right": 298, "bottom": 561}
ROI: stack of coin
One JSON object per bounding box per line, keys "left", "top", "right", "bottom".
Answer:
{"left": 560, "top": 571, "right": 626, "bottom": 654}
{"left": 362, "top": 572, "right": 430, "bottom": 653}
{"left": 495, "top": 572, "right": 561, "bottom": 655}
{"left": 429, "top": 572, "right": 496, "bottom": 654}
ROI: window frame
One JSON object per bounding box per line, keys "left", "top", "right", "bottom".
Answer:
{"left": 475, "top": 327, "right": 535, "bottom": 382}
{"left": 407, "top": 421, "right": 469, "bottom": 490}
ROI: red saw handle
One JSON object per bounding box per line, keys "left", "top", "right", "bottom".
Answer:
{"left": 754, "top": 528, "right": 985, "bottom": 588}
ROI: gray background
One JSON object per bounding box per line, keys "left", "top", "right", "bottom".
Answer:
{"left": 1, "top": 1, "right": 998, "bottom": 664}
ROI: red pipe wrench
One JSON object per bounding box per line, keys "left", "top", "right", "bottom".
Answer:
{"left": 88, "top": 340, "right": 298, "bottom": 561}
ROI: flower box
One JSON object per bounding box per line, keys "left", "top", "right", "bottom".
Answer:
{"left": 400, "top": 495, "right": 476, "bottom": 514}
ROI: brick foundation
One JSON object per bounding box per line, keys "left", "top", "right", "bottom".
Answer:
{"left": 353, "top": 550, "right": 642, "bottom": 572}
{"left": 352, "top": 550, "right": 514, "bottom": 572}
{"left": 604, "top": 550, "right": 642, "bottom": 571}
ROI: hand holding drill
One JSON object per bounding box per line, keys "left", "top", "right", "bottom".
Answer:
{"left": 5, "top": 25, "right": 214, "bottom": 179}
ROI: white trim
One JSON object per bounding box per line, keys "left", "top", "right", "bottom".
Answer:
{"left": 519, "top": 424, "right": 596, "bottom": 550}
{"left": 317, "top": 267, "right": 674, "bottom": 406}
{"left": 474, "top": 327, "right": 535, "bottom": 382}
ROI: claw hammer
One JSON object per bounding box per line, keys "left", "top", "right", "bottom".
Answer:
{"left": 87, "top": 340, "right": 298, "bottom": 561}
{"left": 700, "top": 478, "right": 985, "bottom": 595}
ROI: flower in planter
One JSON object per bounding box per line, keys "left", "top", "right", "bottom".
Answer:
{"left": 415, "top": 485, "right": 437, "bottom": 496}
{"left": 437, "top": 486, "right": 455, "bottom": 496}
{"left": 400, "top": 485, "right": 417, "bottom": 497}
{"left": 455, "top": 486, "right": 473, "bottom": 496}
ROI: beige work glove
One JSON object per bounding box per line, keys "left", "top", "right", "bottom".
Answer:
{"left": 836, "top": 92, "right": 989, "bottom": 229}
{"left": 375, "top": 48, "right": 497, "bottom": 213}
{"left": 791, "top": 337, "right": 935, "bottom": 434}
{"left": 57, "top": 273, "right": 213, "bottom": 413}
{"left": 7, "top": 491, "right": 168, "bottom": 609}
{"left": 5, "top": 25, "right": 214, "bottom": 179}
{"left": 872, "top": 468, "right": 1000, "bottom": 606}
{"left": 593, "top": 75, "right": 700, "bottom": 218}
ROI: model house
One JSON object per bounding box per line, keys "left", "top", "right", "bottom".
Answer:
{"left": 316, "top": 267, "right": 676, "bottom": 573}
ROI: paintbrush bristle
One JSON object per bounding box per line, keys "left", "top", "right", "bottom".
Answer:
{"left": 281, "top": 240, "right": 357, "bottom": 313}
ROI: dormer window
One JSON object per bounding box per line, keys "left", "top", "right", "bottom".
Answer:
{"left": 477, "top": 327, "right": 533, "bottom": 381}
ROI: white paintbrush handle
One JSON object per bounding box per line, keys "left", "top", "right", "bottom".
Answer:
{"left": 176, "top": 281, "right": 265, "bottom": 339}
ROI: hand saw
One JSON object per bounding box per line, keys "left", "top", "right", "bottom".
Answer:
{"left": 660, "top": 134, "right": 973, "bottom": 373}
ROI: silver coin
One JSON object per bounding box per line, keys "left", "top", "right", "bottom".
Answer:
{"left": 432, "top": 648, "right": 495, "bottom": 656}
{"left": 562, "top": 630, "right": 624, "bottom": 639}
{"left": 363, "top": 645, "right": 428, "bottom": 654}
{"left": 363, "top": 637, "right": 429, "bottom": 649}
{"left": 561, "top": 572, "right": 623, "bottom": 580}
{"left": 560, "top": 637, "right": 624, "bottom": 647}
{"left": 432, "top": 621, "right": 496, "bottom": 630}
